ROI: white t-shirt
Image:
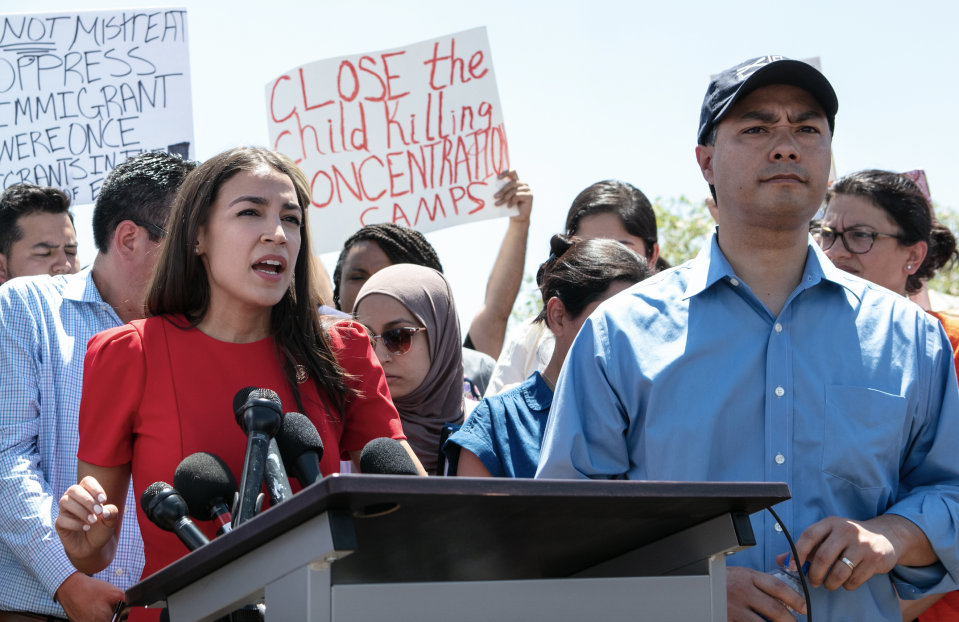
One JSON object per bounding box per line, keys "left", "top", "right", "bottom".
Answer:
{"left": 483, "top": 317, "right": 555, "bottom": 397}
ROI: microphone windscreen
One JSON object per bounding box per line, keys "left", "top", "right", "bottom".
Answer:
{"left": 174, "top": 452, "right": 239, "bottom": 521}
{"left": 359, "top": 438, "right": 419, "bottom": 475}
{"left": 249, "top": 388, "right": 281, "bottom": 407}
{"left": 140, "top": 481, "right": 172, "bottom": 514}
{"left": 232, "top": 386, "right": 259, "bottom": 415}
{"left": 274, "top": 412, "right": 324, "bottom": 471}
{"left": 233, "top": 387, "right": 283, "bottom": 429}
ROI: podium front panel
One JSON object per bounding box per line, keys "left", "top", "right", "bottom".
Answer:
{"left": 127, "top": 476, "right": 788, "bottom": 608}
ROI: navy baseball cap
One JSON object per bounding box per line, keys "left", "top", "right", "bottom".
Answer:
{"left": 698, "top": 56, "right": 838, "bottom": 145}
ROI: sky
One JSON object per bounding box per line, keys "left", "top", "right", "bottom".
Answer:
{"left": 2, "top": 0, "right": 957, "bottom": 329}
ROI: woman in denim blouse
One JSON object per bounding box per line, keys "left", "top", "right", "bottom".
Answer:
{"left": 445, "top": 235, "right": 650, "bottom": 478}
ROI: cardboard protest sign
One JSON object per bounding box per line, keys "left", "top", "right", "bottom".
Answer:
{"left": 0, "top": 8, "right": 193, "bottom": 204}
{"left": 266, "top": 27, "right": 514, "bottom": 254}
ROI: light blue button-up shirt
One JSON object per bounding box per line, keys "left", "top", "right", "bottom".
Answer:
{"left": 537, "top": 232, "right": 959, "bottom": 620}
{"left": 0, "top": 268, "right": 144, "bottom": 616}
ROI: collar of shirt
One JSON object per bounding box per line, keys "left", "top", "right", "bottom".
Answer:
{"left": 524, "top": 372, "right": 554, "bottom": 412}
{"left": 61, "top": 266, "right": 123, "bottom": 324}
{"left": 682, "top": 228, "right": 864, "bottom": 306}
{"left": 61, "top": 266, "right": 105, "bottom": 305}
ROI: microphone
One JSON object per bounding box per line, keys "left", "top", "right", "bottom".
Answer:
{"left": 274, "top": 412, "right": 325, "bottom": 488}
{"left": 140, "top": 482, "right": 210, "bottom": 551}
{"left": 232, "top": 386, "right": 260, "bottom": 416}
{"left": 174, "top": 452, "right": 238, "bottom": 537}
{"left": 359, "top": 438, "right": 419, "bottom": 475}
{"left": 233, "top": 388, "right": 283, "bottom": 526}
{"left": 235, "top": 388, "right": 294, "bottom": 506}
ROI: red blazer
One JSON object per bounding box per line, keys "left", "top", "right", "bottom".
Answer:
{"left": 78, "top": 316, "right": 405, "bottom": 581}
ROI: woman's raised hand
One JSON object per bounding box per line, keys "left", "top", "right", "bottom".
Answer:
{"left": 56, "top": 476, "right": 120, "bottom": 562}
{"left": 495, "top": 170, "right": 533, "bottom": 224}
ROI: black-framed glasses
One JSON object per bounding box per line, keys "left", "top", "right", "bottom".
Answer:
{"left": 369, "top": 327, "right": 426, "bottom": 355}
{"left": 810, "top": 225, "right": 902, "bottom": 255}
{"left": 133, "top": 220, "right": 168, "bottom": 239}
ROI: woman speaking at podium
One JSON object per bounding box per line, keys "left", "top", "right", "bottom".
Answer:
{"left": 54, "top": 147, "right": 424, "bottom": 602}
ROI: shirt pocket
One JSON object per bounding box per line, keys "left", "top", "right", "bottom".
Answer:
{"left": 821, "top": 385, "right": 906, "bottom": 490}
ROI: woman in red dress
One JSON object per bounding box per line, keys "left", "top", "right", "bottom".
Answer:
{"left": 55, "top": 147, "right": 425, "bottom": 601}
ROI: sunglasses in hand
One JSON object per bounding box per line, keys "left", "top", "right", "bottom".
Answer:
{"left": 368, "top": 327, "right": 427, "bottom": 355}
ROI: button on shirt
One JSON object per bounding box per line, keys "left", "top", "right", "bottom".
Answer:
{"left": 536, "top": 232, "right": 959, "bottom": 621}
{"left": 0, "top": 269, "right": 144, "bottom": 616}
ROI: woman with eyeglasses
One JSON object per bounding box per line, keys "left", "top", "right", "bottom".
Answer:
{"left": 815, "top": 170, "right": 959, "bottom": 344}
{"left": 816, "top": 169, "right": 959, "bottom": 622}
{"left": 353, "top": 264, "right": 476, "bottom": 475}
{"left": 55, "top": 148, "right": 424, "bottom": 612}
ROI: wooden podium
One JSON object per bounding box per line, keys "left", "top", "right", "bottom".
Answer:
{"left": 126, "top": 475, "right": 789, "bottom": 622}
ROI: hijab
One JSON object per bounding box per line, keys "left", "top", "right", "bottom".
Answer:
{"left": 354, "top": 264, "right": 465, "bottom": 474}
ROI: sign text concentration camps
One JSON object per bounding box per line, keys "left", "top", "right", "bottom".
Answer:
{"left": 0, "top": 8, "right": 194, "bottom": 205}
{"left": 266, "top": 27, "right": 514, "bottom": 254}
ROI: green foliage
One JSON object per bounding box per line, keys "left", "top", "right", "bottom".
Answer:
{"left": 652, "top": 196, "right": 715, "bottom": 268}
{"left": 507, "top": 272, "right": 541, "bottom": 332}
{"left": 928, "top": 202, "right": 959, "bottom": 297}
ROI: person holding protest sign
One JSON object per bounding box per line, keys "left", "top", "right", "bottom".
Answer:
{"left": 445, "top": 235, "right": 649, "bottom": 478}
{"left": 0, "top": 152, "right": 195, "bottom": 622}
{"left": 333, "top": 169, "right": 533, "bottom": 363}
{"left": 815, "top": 169, "right": 959, "bottom": 622}
{"left": 0, "top": 184, "right": 80, "bottom": 284}
{"left": 484, "top": 179, "right": 660, "bottom": 397}
{"left": 354, "top": 264, "right": 478, "bottom": 475}
{"left": 536, "top": 56, "right": 959, "bottom": 621}
{"left": 55, "top": 148, "right": 422, "bottom": 616}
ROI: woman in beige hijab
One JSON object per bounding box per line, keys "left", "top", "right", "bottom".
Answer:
{"left": 354, "top": 264, "right": 476, "bottom": 474}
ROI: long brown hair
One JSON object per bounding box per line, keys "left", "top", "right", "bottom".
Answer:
{"left": 146, "top": 146, "right": 354, "bottom": 416}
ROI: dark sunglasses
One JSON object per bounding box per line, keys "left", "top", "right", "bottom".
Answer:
{"left": 133, "top": 220, "right": 168, "bottom": 239}
{"left": 369, "top": 327, "right": 426, "bottom": 355}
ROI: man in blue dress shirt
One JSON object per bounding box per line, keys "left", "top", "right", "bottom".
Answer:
{"left": 537, "top": 57, "right": 959, "bottom": 621}
{"left": 0, "top": 152, "right": 196, "bottom": 621}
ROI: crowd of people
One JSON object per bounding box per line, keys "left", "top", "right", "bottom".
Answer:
{"left": 0, "top": 55, "right": 958, "bottom": 622}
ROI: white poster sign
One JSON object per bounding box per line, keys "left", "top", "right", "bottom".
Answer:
{"left": 266, "top": 27, "right": 514, "bottom": 254}
{"left": 0, "top": 8, "right": 194, "bottom": 204}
